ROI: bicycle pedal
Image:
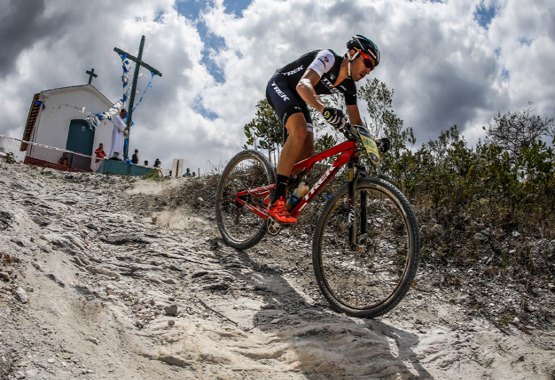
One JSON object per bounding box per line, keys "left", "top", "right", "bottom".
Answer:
{"left": 266, "top": 217, "right": 283, "bottom": 236}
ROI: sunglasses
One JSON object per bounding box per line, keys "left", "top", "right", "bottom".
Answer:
{"left": 358, "top": 50, "right": 376, "bottom": 70}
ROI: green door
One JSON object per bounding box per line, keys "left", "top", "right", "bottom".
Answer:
{"left": 66, "top": 119, "right": 94, "bottom": 170}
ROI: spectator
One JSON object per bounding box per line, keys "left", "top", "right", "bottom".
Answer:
{"left": 131, "top": 149, "right": 139, "bottom": 164}
{"left": 154, "top": 158, "right": 161, "bottom": 168}
{"left": 109, "top": 152, "right": 121, "bottom": 161}
{"left": 192, "top": 171, "right": 196, "bottom": 177}
{"left": 143, "top": 160, "right": 149, "bottom": 166}
{"left": 109, "top": 109, "right": 127, "bottom": 160}
{"left": 183, "top": 168, "right": 192, "bottom": 177}
{"left": 93, "top": 143, "right": 106, "bottom": 171}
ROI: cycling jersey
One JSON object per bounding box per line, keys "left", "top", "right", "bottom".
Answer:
{"left": 277, "top": 49, "right": 357, "bottom": 105}
{"left": 266, "top": 49, "right": 356, "bottom": 132}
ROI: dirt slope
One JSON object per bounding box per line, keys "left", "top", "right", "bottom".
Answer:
{"left": 0, "top": 161, "right": 553, "bottom": 380}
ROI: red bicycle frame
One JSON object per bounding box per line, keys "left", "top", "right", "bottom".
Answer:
{"left": 234, "top": 140, "right": 359, "bottom": 219}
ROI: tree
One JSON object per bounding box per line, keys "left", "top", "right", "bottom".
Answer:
{"left": 484, "top": 103, "right": 555, "bottom": 158}
{"left": 243, "top": 98, "right": 341, "bottom": 165}
{"left": 314, "top": 133, "right": 336, "bottom": 154}
{"left": 358, "top": 78, "right": 415, "bottom": 182}
{"left": 243, "top": 100, "right": 282, "bottom": 165}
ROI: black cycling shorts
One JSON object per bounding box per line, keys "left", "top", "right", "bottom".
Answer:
{"left": 265, "top": 73, "right": 313, "bottom": 134}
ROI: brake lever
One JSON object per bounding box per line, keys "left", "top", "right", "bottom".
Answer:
{"left": 342, "top": 123, "right": 357, "bottom": 140}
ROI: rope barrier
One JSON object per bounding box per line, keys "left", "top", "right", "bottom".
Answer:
{"left": 0, "top": 134, "right": 93, "bottom": 159}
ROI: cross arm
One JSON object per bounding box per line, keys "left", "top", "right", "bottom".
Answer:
{"left": 114, "top": 47, "right": 163, "bottom": 77}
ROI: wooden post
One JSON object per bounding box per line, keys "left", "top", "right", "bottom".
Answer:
{"left": 114, "top": 36, "right": 162, "bottom": 160}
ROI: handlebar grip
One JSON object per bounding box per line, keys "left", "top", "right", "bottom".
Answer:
{"left": 342, "top": 123, "right": 357, "bottom": 140}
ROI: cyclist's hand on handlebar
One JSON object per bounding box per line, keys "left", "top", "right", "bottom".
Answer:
{"left": 323, "top": 107, "right": 346, "bottom": 130}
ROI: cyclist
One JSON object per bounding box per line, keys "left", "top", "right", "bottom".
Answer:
{"left": 265, "top": 35, "right": 380, "bottom": 223}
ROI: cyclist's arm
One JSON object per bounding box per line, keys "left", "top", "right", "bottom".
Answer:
{"left": 347, "top": 105, "right": 363, "bottom": 125}
{"left": 296, "top": 69, "right": 326, "bottom": 113}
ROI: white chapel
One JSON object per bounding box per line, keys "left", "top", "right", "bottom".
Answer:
{"left": 21, "top": 84, "right": 115, "bottom": 171}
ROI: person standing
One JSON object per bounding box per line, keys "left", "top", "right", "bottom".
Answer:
{"left": 93, "top": 142, "right": 106, "bottom": 171}
{"left": 109, "top": 109, "right": 127, "bottom": 160}
{"left": 131, "top": 149, "right": 139, "bottom": 164}
{"left": 153, "top": 158, "right": 161, "bottom": 168}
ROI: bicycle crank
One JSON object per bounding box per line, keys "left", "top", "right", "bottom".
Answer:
{"left": 266, "top": 217, "right": 283, "bottom": 236}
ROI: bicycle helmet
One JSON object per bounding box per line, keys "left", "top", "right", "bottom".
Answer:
{"left": 347, "top": 35, "right": 380, "bottom": 67}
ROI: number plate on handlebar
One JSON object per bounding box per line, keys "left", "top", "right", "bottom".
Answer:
{"left": 354, "top": 126, "right": 381, "bottom": 163}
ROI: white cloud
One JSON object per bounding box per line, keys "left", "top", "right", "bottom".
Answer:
{"left": 1, "top": 0, "right": 554, "bottom": 173}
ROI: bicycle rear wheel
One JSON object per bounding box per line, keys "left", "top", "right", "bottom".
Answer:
{"left": 312, "top": 177, "right": 420, "bottom": 318}
{"left": 215, "top": 150, "right": 275, "bottom": 249}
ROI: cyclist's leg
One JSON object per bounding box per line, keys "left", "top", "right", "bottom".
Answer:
{"left": 290, "top": 132, "right": 314, "bottom": 178}
{"left": 291, "top": 106, "right": 314, "bottom": 176}
{"left": 277, "top": 113, "right": 308, "bottom": 177}
{"left": 266, "top": 76, "right": 309, "bottom": 202}
{"left": 265, "top": 76, "right": 311, "bottom": 223}
{"left": 265, "top": 114, "right": 305, "bottom": 223}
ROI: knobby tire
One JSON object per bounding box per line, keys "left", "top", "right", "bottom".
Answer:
{"left": 215, "top": 150, "right": 275, "bottom": 249}
{"left": 312, "top": 177, "right": 420, "bottom": 318}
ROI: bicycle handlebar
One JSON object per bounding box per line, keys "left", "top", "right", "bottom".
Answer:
{"left": 343, "top": 123, "right": 390, "bottom": 155}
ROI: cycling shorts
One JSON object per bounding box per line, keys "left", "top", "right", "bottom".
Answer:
{"left": 265, "top": 73, "right": 313, "bottom": 134}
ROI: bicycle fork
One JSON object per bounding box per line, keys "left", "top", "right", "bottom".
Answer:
{"left": 347, "top": 163, "right": 367, "bottom": 251}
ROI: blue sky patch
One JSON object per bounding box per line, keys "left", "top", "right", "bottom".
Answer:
{"left": 193, "top": 95, "right": 219, "bottom": 120}
{"left": 474, "top": 2, "right": 497, "bottom": 30}
{"left": 176, "top": 0, "right": 252, "bottom": 83}
{"left": 176, "top": 0, "right": 205, "bottom": 20}
{"left": 196, "top": 21, "right": 227, "bottom": 83}
{"left": 223, "top": 0, "right": 252, "bottom": 17}
{"left": 176, "top": 0, "right": 252, "bottom": 19}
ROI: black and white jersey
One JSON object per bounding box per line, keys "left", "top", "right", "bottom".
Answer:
{"left": 276, "top": 49, "right": 357, "bottom": 105}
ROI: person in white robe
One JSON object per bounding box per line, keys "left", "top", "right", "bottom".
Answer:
{"left": 109, "top": 109, "right": 127, "bottom": 160}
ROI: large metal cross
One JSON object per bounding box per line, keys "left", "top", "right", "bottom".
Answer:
{"left": 114, "top": 35, "right": 162, "bottom": 160}
{"left": 86, "top": 68, "right": 97, "bottom": 84}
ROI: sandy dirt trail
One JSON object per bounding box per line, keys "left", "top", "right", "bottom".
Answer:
{"left": 0, "top": 162, "right": 553, "bottom": 379}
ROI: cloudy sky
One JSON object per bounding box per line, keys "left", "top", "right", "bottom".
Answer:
{"left": 1, "top": 0, "right": 554, "bottom": 173}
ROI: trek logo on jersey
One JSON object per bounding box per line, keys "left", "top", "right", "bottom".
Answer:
{"left": 283, "top": 65, "right": 304, "bottom": 76}
{"left": 271, "top": 81, "right": 290, "bottom": 101}
{"left": 320, "top": 77, "right": 341, "bottom": 95}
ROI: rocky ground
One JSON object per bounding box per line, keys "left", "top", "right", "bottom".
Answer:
{"left": 0, "top": 159, "right": 554, "bottom": 380}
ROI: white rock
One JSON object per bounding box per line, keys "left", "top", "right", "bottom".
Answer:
{"left": 14, "top": 287, "right": 28, "bottom": 303}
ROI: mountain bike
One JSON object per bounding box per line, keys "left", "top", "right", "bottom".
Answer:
{"left": 215, "top": 124, "right": 420, "bottom": 318}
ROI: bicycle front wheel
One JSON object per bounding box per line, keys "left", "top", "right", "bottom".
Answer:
{"left": 312, "top": 177, "right": 420, "bottom": 318}
{"left": 215, "top": 150, "right": 275, "bottom": 249}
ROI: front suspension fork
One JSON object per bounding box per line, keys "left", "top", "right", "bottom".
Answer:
{"left": 347, "top": 164, "right": 367, "bottom": 250}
